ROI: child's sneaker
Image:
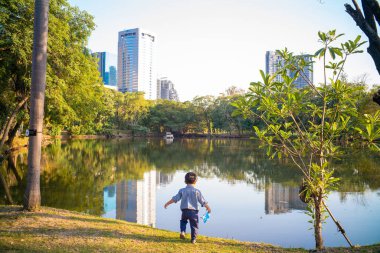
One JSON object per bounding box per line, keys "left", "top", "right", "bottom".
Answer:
{"left": 191, "top": 239, "right": 196, "bottom": 244}
{"left": 180, "top": 232, "right": 185, "bottom": 239}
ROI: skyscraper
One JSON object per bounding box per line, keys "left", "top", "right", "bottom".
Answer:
{"left": 118, "top": 28, "right": 156, "bottom": 99}
{"left": 94, "top": 52, "right": 117, "bottom": 86}
{"left": 157, "top": 77, "right": 179, "bottom": 101}
{"left": 265, "top": 51, "right": 313, "bottom": 89}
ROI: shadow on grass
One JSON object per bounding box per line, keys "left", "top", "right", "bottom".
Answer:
{"left": 0, "top": 225, "right": 257, "bottom": 250}
{"left": 0, "top": 206, "right": 123, "bottom": 225}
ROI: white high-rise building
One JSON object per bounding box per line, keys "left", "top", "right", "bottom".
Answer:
{"left": 265, "top": 51, "right": 285, "bottom": 83}
{"left": 157, "top": 77, "right": 179, "bottom": 101}
{"left": 118, "top": 28, "right": 156, "bottom": 99}
{"left": 265, "top": 51, "right": 313, "bottom": 89}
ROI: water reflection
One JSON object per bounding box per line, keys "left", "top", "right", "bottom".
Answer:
{"left": 104, "top": 171, "right": 157, "bottom": 227}
{"left": 265, "top": 183, "right": 307, "bottom": 214}
{"left": 0, "top": 138, "right": 379, "bottom": 248}
{"left": 103, "top": 171, "right": 176, "bottom": 227}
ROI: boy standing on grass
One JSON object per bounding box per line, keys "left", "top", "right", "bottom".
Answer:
{"left": 164, "top": 172, "right": 211, "bottom": 244}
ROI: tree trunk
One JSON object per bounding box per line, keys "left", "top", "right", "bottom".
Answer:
{"left": 0, "top": 170, "right": 13, "bottom": 204}
{"left": 345, "top": 0, "right": 380, "bottom": 105}
{"left": 8, "top": 155, "right": 22, "bottom": 184}
{"left": 23, "top": 0, "right": 50, "bottom": 211}
{"left": 207, "top": 120, "right": 212, "bottom": 137}
{"left": 314, "top": 194, "right": 324, "bottom": 250}
{"left": 0, "top": 96, "right": 29, "bottom": 150}
{"left": 6, "top": 117, "right": 23, "bottom": 147}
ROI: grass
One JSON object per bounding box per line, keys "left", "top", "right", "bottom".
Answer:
{"left": 0, "top": 206, "right": 379, "bottom": 253}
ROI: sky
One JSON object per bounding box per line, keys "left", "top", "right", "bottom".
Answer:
{"left": 68, "top": 0, "right": 380, "bottom": 101}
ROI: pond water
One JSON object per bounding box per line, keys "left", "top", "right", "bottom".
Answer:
{"left": 1, "top": 138, "right": 379, "bottom": 249}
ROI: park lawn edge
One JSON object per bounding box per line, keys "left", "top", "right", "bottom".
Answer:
{"left": 0, "top": 205, "right": 379, "bottom": 253}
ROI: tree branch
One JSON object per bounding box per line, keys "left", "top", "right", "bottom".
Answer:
{"left": 345, "top": 0, "right": 380, "bottom": 105}
{"left": 365, "top": 0, "right": 380, "bottom": 26}
{"left": 345, "top": 2, "right": 380, "bottom": 49}
{"left": 362, "top": 0, "right": 377, "bottom": 32}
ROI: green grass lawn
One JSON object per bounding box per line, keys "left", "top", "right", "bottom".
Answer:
{"left": 0, "top": 206, "right": 379, "bottom": 253}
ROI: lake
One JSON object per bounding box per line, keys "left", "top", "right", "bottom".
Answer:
{"left": 1, "top": 138, "right": 379, "bottom": 249}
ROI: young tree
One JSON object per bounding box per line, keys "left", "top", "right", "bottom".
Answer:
{"left": 23, "top": 0, "right": 49, "bottom": 211}
{"left": 233, "top": 31, "right": 372, "bottom": 250}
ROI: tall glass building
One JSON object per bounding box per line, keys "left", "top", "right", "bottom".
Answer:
{"left": 118, "top": 28, "right": 156, "bottom": 99}
{"left": 94, "top": 52, "right": 117, "bottom": 86}
{"left": 265, "top": 51, "right": 313, "bottom": 89}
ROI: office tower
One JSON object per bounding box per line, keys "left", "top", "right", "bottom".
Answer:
{"left": 103, "top": 170, "right": 157, "bottom": 227}
{"left": 157, "top": 77, "right": 179, "bottom": 101}
{"left": 118, "top": 28, "right": 156, "bottom": 99}
{"left": 94, "top": 52, "right": 117, "bottom": 86}
{"left": 265, "top": 51, "right": 313, "bottom": 89}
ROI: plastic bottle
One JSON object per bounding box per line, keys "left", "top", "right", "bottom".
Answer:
{"left": 202, "top": 211, "right": 210, "bottom": 223}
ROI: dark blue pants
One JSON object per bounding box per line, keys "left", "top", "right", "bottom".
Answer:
{"left": 180, "top": 209, "right": 199, "bottom": 240}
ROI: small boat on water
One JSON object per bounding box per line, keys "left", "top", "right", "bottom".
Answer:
{"left": 163, "top": 132, "right": 174, "bottom": 139}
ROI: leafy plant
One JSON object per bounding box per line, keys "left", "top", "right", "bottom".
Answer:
{"left": 233, "top": 30, "right": 368, "bottom": 250}
{"left": 355, "top": 111, "right": 380, "bottom": 151}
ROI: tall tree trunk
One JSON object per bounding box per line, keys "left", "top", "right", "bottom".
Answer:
{"left": 23, "top": 0, "right": 49, "bottom": 211}
{"left": 314, "top": 194, "right": 324, "bottom": 250}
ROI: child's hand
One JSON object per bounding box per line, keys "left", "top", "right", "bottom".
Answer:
{"left": 164, "top": 199, "right": 175, "bottom": 209}
{"left": 205, "top": 204, "right": 211, "bottom": 213}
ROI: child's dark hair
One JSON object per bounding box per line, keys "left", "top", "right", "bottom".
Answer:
{"left": 185, "top": 172, "right": 197, "bottom": 184}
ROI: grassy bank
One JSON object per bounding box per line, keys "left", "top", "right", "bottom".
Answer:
{"left": 0, "top": 206, "right": 379, "bottom": 253}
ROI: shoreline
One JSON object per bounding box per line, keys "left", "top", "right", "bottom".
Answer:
{"left": 7, "top": 133, "right": 251, "bottom": 153}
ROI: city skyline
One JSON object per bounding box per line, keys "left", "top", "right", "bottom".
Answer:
{"left": 68, "top": 0, "right": 380, "bottom": 101}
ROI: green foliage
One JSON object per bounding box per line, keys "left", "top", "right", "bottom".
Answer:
{"left": 355, "top": 111, "right": 380, "bottom": 151}
{"left": 233, "top": 30, "right": 375, "bottom": 249}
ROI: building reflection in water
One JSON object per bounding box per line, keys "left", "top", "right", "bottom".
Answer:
{"left": 103, "top": 171, "right": 174, "bottom": 227}
{"left": 103, "top": 170, "right": 157, "bottom": 227}
{"left": 265, "top": 182, "right": 307, "bottom": 214}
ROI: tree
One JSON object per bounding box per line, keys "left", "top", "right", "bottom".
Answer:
{"left": 344, "top": 0, "right": 380, "bottom": 105}
{"left": 0, "top": 0, "right": 101, "bottom": 208}
{"left": 233, "top": 31, "right": 370, "bottom": 250}
{"left": 0, "top": 0, "right": 99, "bottom": 143}
{"left": 23, "top": 0, "right": 50, "bottom": 211}
{"left": 192, "top": 95, "right": 215, "bottom": 135}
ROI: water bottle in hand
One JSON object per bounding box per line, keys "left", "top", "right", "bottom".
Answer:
{"left": 202, "top": 212, "right": 210, "bottom": 223}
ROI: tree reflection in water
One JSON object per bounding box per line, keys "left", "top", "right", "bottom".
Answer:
{"left": 0, "top": 139, "right": 379, "bottom": 217}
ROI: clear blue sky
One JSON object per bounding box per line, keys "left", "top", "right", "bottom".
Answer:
{"left": 69, "top": 0, "right": 380, "bottom": 101}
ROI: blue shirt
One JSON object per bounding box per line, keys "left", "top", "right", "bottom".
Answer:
{"left": 172, "top": 185, "right": 207, "bottom": 210}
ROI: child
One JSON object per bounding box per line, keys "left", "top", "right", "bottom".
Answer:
{"left": 164, "top": 172, "right": 211, "bottom": 244}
